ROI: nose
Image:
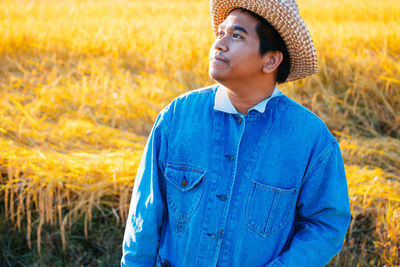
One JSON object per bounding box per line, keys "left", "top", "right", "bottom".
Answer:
{"left": 214, "top": 35, "right": 228, "bottom": 52}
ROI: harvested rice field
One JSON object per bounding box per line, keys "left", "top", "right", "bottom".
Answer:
{"left": 0, "top": 0, "right": 399, "bottom": 265}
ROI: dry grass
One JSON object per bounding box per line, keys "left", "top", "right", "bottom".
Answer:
{"left": 0, "top": 0, "right": 399, "bottom": 265}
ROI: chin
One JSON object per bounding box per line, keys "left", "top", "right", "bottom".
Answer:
{"left": 209, "top": 68, "right": 227, "bottom": 82}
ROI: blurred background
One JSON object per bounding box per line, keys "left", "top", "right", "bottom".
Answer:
{"left": 0, "top": 0, "right": 399, "bottom": 265}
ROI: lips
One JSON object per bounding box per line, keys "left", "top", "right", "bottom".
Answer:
{"left": 211, "top": 53, "right": 230, "bottom": 65}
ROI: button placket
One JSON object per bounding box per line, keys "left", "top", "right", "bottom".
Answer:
{"left": 215, "top": 113, "right": 246, "bottom": 265}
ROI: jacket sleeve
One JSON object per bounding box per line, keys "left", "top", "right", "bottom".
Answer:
{"left": 121, "top": 113, "right": 168, "bottom": 267}
{"left": 267, "top": 140, "right": 351, "bottom": 267}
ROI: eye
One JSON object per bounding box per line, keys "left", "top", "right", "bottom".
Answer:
{"left": 233, "top": 33, "right": 243, "bottom": 39}
{"left": 217, "top": 30, "right": 225, "bottom": 38}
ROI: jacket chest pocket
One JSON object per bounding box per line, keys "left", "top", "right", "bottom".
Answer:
{"left": 245, "top": 181, "right": 297, "bottom": 237}
{"left": 164, "top": 163, "right": 206, "bottom": 220}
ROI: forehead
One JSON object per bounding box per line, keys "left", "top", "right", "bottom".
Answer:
{"left": 219, "top": 9, "right": 260, "bottom": 32}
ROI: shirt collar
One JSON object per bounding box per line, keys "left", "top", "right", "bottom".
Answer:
{"left": 214, "top": 84, "right": 282, "bottom": 114}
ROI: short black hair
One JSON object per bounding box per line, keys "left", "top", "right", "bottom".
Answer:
{"left": 239, "top": 8, "right": 290, "bottom": 83}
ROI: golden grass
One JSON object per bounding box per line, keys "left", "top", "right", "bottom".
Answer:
{"left": 0, "top": 0, "right": 399, "bottom": 264}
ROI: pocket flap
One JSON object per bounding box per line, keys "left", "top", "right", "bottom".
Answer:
{"left": 165, "top": 163, "right": 206, "bottom": 192}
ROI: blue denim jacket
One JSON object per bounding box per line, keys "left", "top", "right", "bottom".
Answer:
{"left": 122, "top": 85, "right": 351, "bottom": 267}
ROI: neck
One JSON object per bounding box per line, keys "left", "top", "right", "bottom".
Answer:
{"left": 221, "top": 79, "right": 276, "bottom": 115}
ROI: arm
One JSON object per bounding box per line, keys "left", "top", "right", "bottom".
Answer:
{"left": 121, "top": 114, "right": 169, "bottom": 267}
{"left": 267, "top": 140, "right": 351, "bottom": 267}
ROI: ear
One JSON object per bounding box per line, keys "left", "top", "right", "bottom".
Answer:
{"left": 262, "top": 51, "right": 283, "bottom": 74}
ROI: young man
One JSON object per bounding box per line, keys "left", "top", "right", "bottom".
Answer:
{"left": 122, "top": 0, "right": 351, "bottom": 266}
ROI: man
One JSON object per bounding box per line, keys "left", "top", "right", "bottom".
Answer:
{"left": 122, "top": 0, "right": 351, "bottom": 266}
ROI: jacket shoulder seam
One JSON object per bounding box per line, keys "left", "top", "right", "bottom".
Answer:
{"left": 302, "top": 139, "right": 338, "bottom": 185}
{"left": 159, "top": 119, "right": 169, "bottom": 138}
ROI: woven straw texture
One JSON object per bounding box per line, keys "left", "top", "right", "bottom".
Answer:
{"left": 210, "top": 0, "right": 318, "bottom": 82}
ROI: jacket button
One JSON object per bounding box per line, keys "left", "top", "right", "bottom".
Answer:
{"left": 181, "top": 177, "right": 188, "bottom": 187}
{"left": 207, "top": 233, "right": 216, "bottom": 239}
{"left": 217, "top": 195, "right": 227, "bottom": 201}
{"left": 237, "top": 117, "right": 242, "bottom": 124}
{"left": 161, "top": 260, "right": 171, "bottom": 267}
{"left": 218, "top": 229, "right": 224, "bottom": 238}
{"left": 225, "top": 155, "right": 234, "bottom": 161}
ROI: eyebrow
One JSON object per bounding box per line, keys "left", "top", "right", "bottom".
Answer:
{"left": 218, "top": 24, "right": 249, "bottom": 34}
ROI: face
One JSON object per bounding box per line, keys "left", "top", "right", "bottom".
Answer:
{"left": 209, "top": 9, "right": 265, "bottom": 84}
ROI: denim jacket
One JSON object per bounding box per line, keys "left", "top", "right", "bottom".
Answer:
{"left": 122, "top": 84, "right": 351, "bottom": 267}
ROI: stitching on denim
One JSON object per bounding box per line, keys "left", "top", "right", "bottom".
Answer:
{"left": 159, "top": 119, "right": 170, "bottom": 138}
{"left": 253, "top": 181, "right": 297, "bottom": 193}
{"left": 245, "top": 183, "right": 257, "bottom": 234}
{"left": 301, "top": 139, "right": 337, "bottom": 188}
{"left": 269, "top": 192, "right": 297, "bottom": 233}
{"left": 166, "top": 163, "right": 206, "bottom": 174}
{"left": 276, "top": 258, "right": 285, "bottom": 266}
{"left": 175, "top": 214, "right": 189, "bottom": 233}
{"left": 164, "top": 173, "right": 202, "bottom": 191}
{"left": 165, "top": 179, "right": 203, "bottom": 220}
{"left": 164, "top": 164, "right": 205, "bottom": 228}
{"left": 245, "top": 181, "right": 297, "bottom": 238}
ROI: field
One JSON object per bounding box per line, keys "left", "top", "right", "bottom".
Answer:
{"left": 0, "top": 0, "right": 399, "bottom": 265}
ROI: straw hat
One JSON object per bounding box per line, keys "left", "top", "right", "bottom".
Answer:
{"left": 210, "top": 0, "right": 318, "bottom": 82}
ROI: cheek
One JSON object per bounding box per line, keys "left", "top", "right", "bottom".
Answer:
{"left": 209, "top": 41, "right": 218, "bottom": 57}
{"left": 235, "top": 49, "right": 262, "bottom": 65}
{"left": 208, "top": 46, "right": 213, "bottom": 59}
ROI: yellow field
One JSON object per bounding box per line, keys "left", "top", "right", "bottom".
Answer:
{"left": 0, "top": 0, "right": 399, "bottom": 265}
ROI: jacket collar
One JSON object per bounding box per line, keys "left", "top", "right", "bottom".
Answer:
{"left": 214, "top": 84, "right": 282, "bottom": 114}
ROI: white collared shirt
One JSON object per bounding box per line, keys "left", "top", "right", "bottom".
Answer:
{"left": 214, "top": 84, "right": 282, "bottom": 114}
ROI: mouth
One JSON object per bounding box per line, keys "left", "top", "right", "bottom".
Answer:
{"left": 211, "top": 54, "right": 229, "bottom": 65}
